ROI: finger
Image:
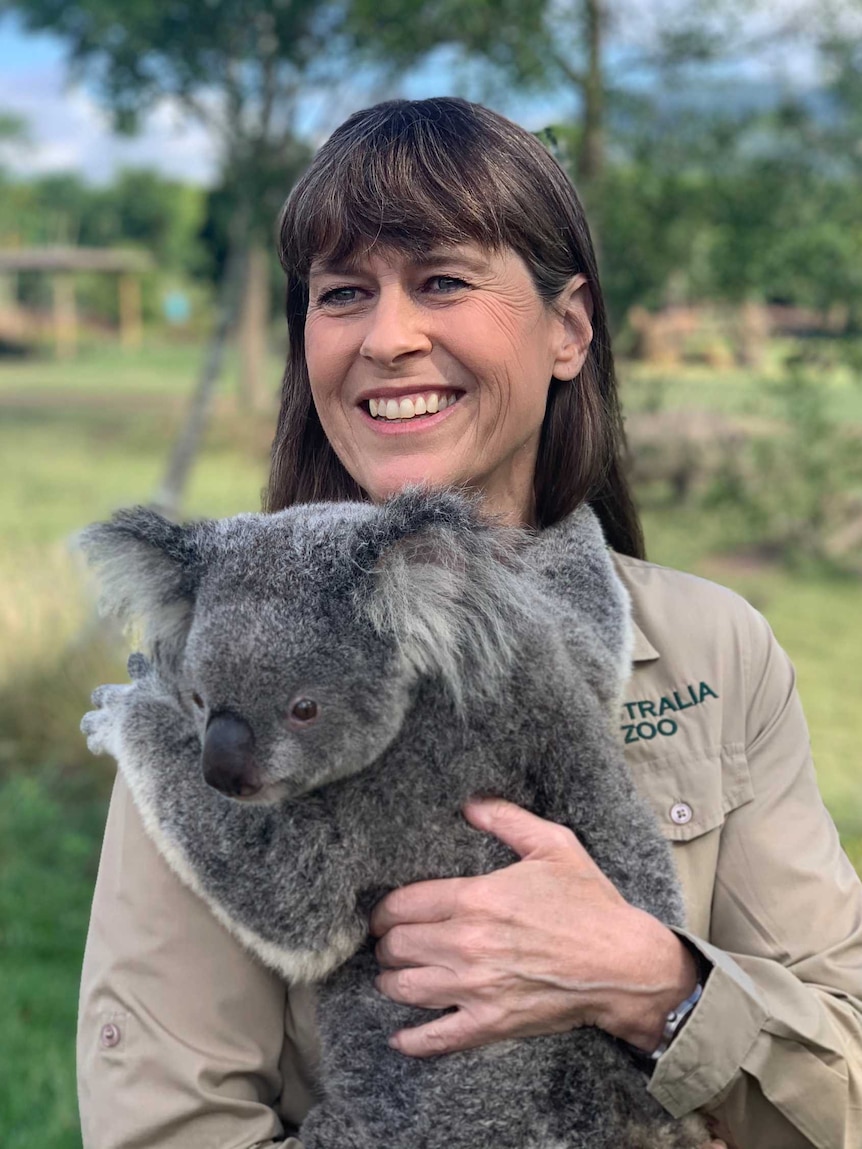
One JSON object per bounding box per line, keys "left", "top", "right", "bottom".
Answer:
{"left": 376, "top": 965, "right": 460, "bottom": 1010}
{"left": 374, "top": 919, "right": 452, "bottom": 965}
{"left": 370, "top": 877, "right": 470, "bottom": 937}
{"left": 463, "top": 797, "right": 590, "bottom": 864}
{"left": 389, "top": 1009, "right": 492, "bottom": 1058}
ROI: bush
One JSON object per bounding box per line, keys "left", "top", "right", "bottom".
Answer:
{"left": 703, "top": 358, "right": 862, "bottom": 569}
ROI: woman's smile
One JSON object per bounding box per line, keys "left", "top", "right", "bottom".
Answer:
{"left": 360, "top": 388, "right": 465, "bottom": 432}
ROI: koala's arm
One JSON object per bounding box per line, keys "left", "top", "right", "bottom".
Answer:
{"left": 77, "top": 772, "right": 317, "bottom": 1149}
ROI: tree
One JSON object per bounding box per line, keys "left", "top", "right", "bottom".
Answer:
{"left": 344, "top": 0, "right": 765, "bottom": 213}
{"left": 1, "top": 0, "right": 332, "bottom": 513}
{"left": 344, "top": 0, "right": 862, "bottom": 253}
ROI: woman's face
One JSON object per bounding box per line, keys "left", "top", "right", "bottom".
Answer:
{"left": 304, "top": 242, "right": 592, "bottom": 526}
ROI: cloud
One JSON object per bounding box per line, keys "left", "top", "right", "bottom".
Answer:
{"left": 0, "top": 57, "right": 220, "bottom": 186}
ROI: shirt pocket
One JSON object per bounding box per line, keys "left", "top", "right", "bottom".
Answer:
{"left": 631, "top": 742, "right": 754, "bottom": 843}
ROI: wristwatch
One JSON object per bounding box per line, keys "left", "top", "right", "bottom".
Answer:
{"left": 648, "top": 979, "right": 704, "bottom": 1061}
{"left": 625, "top": 937, "right": 710, "bottom": 1066}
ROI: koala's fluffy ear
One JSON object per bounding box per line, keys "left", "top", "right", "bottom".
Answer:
{"left": 76, "top": 507, "right": 206, "bottom": 669}
{"left": 356, "top": 487, "right": 532, "bottom": 708}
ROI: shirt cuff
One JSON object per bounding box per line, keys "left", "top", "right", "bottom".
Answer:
{"left": 647, "top": 928, "right": 770, "bottom": 1117}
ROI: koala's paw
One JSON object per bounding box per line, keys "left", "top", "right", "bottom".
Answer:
{"left": 81, "top": 683, "right": 133, "bottom": 761}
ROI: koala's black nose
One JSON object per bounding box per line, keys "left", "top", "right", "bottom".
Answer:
{"left": 202, "top": 712, "right": 262, "bottom": 799}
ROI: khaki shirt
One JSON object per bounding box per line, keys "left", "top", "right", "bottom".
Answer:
{"left": 77, "top": 555, "right": 862, "bottom": 1149}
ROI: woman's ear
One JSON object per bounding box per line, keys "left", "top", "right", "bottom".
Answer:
{"left": 551, "top": 273, "right": 594, "bottom": 381}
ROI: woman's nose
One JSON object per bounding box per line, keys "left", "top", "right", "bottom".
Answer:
{"left": 359, "top": 288, "right": 432, "bottom": 367}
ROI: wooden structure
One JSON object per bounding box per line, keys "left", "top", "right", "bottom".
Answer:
{"left": 0, "top": 246, "right": 154, "bottom": 357}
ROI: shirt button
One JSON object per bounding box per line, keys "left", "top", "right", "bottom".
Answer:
{"left": 670, "top": 802, "right": 693, "bottom": 825}
{"left": 100, "top": 1022, "right": 121, "bottom": 1048}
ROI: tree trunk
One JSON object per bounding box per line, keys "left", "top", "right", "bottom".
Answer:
{"left": 577, "top": 0, "right": 605, "bottom": 198}
{"left": 151, "top": 210, "right": 249, "bottom": 519}
{"left": 237, "top": 242, "right": 271, "bottom": 412}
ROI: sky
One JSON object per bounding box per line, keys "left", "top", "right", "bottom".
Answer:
{"left": 0, "top": 13, "right": 221, "bottom": 184}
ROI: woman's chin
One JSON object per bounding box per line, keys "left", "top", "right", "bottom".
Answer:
{"left": 363, "top": 462, "right": 468, "bottom": 502}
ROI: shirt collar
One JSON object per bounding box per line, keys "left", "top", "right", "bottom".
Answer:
{"left": 631, "top": 618, "right": 660, "bottom": 663}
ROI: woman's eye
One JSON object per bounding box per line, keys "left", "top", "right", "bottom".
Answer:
{"left": 290, "top": 698, "right": 319, "bottom": 723}
{"left": 427, "top": 275, "right": 469, "bottom": 294}
{"left": 318, "top": 286, "right": 360, "bottom": 306}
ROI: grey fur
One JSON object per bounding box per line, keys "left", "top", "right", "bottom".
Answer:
{"left": 79, "top": 488, "right": 706, "bottom": 1149}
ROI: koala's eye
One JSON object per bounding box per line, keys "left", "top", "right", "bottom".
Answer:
{"left": 191, "top": 692, "right": 205, "bottom": 710}
{"left": 290, "top": 698, "right": 318, "bottom": 724}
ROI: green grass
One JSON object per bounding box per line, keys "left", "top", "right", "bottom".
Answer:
{"left": 0, "top": 406, "right": 268, "bottom": 544}
{"left": 621, "top": 356, "right": 862, "bottom": 424}
{"left": 0, "top": 337, "right": 285, "bottom": 400}
{"left": 0, "top": 770, "right": 106, "bottom": 1149}
{"left": 642, "top": 506, "right": 862, "bottom": 836}
{"left": 0, "top": 338, "right": 860, "bottom": 1149}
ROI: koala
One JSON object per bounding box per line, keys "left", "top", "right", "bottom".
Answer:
{"left": 80, "top": 487, "right": 707, "bottom": 1149}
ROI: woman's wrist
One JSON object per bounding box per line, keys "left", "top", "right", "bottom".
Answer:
{"left": 596, "top": 911, "right": 701, "bottom": 1054}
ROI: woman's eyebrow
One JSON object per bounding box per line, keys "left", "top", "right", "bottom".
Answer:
{"left": 309, "top": 256, "right": 363, "bottom": 277}
{"left": 414, "top": 249, "right": 491, "bottom": 272}
{"left": 309, "top": 249, "right": 492, "bottom": 278}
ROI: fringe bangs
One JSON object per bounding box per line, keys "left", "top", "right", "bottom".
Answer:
{"left": 279, "top": 102, "right": 515, "bottom": 278}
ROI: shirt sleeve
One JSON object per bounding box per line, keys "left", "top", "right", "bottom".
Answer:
{"left": 647, "top": 606, "right": 862, "bottom": 1149}
{"left": 77, "top": 773, "right": 310, "bottom": 1149}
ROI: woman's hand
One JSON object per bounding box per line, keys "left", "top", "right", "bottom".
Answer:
{"left": 370, "top": 797, "right": 697, "bottom": 1057}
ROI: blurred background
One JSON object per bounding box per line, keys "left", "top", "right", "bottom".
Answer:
{"left": 0, "top": 0, "right": 860, "bottom": 1144}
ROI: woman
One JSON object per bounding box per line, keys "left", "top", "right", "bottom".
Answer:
{"left": 77, "top": 98, "right": 862, "bottom": 1149}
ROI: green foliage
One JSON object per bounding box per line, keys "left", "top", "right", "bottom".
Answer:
{"left": 0, "top": 768, "right": 106, "bottom": 1149}
{"left": 702, "top": 359, "right": 862, "bottom": 568}
{"left": 0, "top": 168, "right": 207, "bottom": 267}
{"left": 548, "top": 88, "right": 862, "bottom": 325}
{"left": 0, "top": 110, "right": 27, "bottom": 142}
{"left": 0, "top": 168, "right": 213, "bottom": 327}
{"left": 345, "top": 0, "right": 550, "bottom": 88}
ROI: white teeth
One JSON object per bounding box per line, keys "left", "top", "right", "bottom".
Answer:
{"left": 367, "top": 391, "right": 459, "bottom": 420}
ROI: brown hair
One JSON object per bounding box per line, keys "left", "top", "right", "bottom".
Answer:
{"left": 266, "top": 97, "right": 644, "bottom": 558}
